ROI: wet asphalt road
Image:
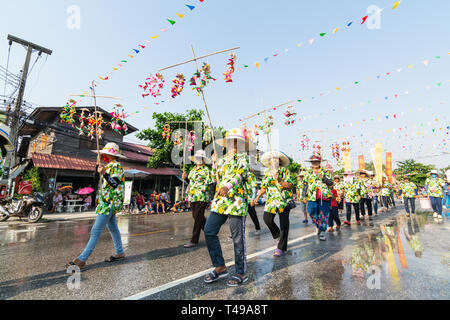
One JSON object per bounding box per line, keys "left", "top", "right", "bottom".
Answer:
{"left": 0, "top": 204, "right": 449, "bottom": 300}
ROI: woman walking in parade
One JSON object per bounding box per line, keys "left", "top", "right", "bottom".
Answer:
{"left": 302, "top": 153, "right": 333, "bottom": 241}
{"left": 358, "top": 169, "right": 374, "bottom": 221}
{"left": 380, "top": 175, "right": 392, "bottom": 212}
{"left": 66, "top": 143, "right": 126, "bottom": 269}
{"left": 399, "top": 175, "right": 417, "bottom": 217}
{"left": 247, "top": 169, "right": 262, "bottom": 235}
{"left": 253, "top": 151, "right": 295, "bottom": 256}
{"left": 333, "top": 175, "right": 345, "bottom": 215}
{"left": 297, "top": 171, "right": 309, "bottom": 224}
{"left": 183, "top": 150, "right": 213, "bottom": 248}
{"left": 203, "top": 128, "right": 250, "bottom": 287}
{"left": 343, "top": 171, "right": 362, "bottom": 226}
{"left": 425, "top": 169, "right": 446, "bottom": 221}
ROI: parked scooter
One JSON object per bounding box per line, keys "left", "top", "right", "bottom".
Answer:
{"left": 0, "top": 192, "right": 51, "bottom": 223}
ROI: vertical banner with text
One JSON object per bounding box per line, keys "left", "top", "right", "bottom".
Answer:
{"left": 358, "top": 155, "right": 365, "bottom": 171}
{"left": 385, "top": 152, "right": 393, "bottom": 183}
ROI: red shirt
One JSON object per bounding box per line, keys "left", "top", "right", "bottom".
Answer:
{"left": 331, "top": 189, "right": 338, "bottom": 207}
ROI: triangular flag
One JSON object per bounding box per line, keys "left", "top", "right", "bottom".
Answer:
{"left": 128, "top": 55, "right": 134, "bottom": 58}
{"left": 186, "top": 4, "right": 195, "bottom": 10}
{"left": 139, "top": 45, "right": 146, "bottom": 49}
{"left": 176, "top": 13, "right": 185, "bottom": 18}
{"left": 361, "top": 15, "right": 368, "bottom": 24}
{"left": 309, "top": 38, "right": 314, "bottom": 44}
{"left": 264, "top": 57, "right": 269, "bottom": 63}
{"left": 392, "top": 1, "right": 401, "bottom": 9}
{"left": 161, "top": 29, "right": 167, "bottom": 32}
{"left": 167, "top": 19, "right": 176, "bottom": 25}
{"left": 133, "top": 49, "right": 140, "bottom": 54}
{"left": 347, "top": 22, "right": 353, "bottom": 27}
{"left": 297, "top": 43, "right": 303, "bottom": 47}
{"left": 152, "top": 35, "right": 159, "bottom": 39}
{"left": 113, "top": 68, "right": 118, "bottom": 71}
{"left": 320, "top": 33, "right": 326, "bottom": 37}
{"left": 256, "top": 62, "right": 260, "bottom": 69}
{"left": 121, "top": 60, "right": 127, "bottom": 63}
{"left": 333, "top": 28, "right": 340, "bottom": 34}
{"left": 423, "top": 60, "right": 429, "bottom": 66}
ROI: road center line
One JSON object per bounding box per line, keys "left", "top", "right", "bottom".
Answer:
{"left": 123, "top": 231, "right": 317, "bottom": 300}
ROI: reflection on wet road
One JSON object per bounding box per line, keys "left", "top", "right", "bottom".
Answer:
{"left": 0, "top": 206, "right": 448, "bottom": 300}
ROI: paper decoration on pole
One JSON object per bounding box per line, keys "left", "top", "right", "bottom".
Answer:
{"left": 283, "top": 105, "right": 297, "bottom": 126}
{"left": 385, "top": 152, "right": 393, "bottom": 183}
{"left": 171, "top": 73, "right": 186, "bottom": 98}
{"left": 162, "top": 124, "right": 171, "bottom": 141}
{"left": 187, "top": 130, "right": 197, "bottom": 151}
{"left": 203, "top": 125, "right": 213, "bottom": 143}
{"left": 258, "top": 115, "right": 274, "bottom": 135}
{"left": 172, "top": 131, "right": 183, "bottom": 146}
{"left": 332, "top": 143, "right": 341, "bottom": 165}
{"left": 110, "top": 104, "right": 128, "bottom": 135}
{"left": 375, "top": 143, "right": 383, "bottom": 185}
{"left": 224, "top": 53, "right": 237, "bottom": 83}
{"left": 60, "top": 99, "right": 77, "bottom": 127}
{"left": 300, "top": 134, "right": 310, "bottom": 151}
{"left": 190, "top": 63, "right": 216, "bottom": 94}
{"left": 77, "top": 108, "right": 90, "bottom": 136}
{"left": 358, "top": 155, "right": 365, "bottom": 171}
{"left": 140, "top": 73, "right": 165, "bottom": 98}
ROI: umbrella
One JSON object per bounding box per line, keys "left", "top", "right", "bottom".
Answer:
{"left": 124, "top": 169, "right": 150, "bottom": 179}
{"left": 58, "top": 185, "right": 72, "bottom": 191}
{"left": 77, "top": 187, "right": 95, "bottom": 195}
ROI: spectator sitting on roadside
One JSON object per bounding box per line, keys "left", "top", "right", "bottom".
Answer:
{"left": 51, "top": 191, "right": 63, "bottom": 213}
{"left": 144, "top": 200, "right": 155, "bottom": 215}
{"left": 84, "top": 194, "right": 92, "bottom": 209}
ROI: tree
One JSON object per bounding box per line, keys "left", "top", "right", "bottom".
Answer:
{"left": 394, "top": 159, "right": 435, "bottom": 186}
{"left": 287, "top": 161, "right": 302, "bottom": 174}
{"left": 22, "top": 167, "right": 43, "bottom": 193}
{"left": 136, "top": 109, "right": 225, "bottom": 169}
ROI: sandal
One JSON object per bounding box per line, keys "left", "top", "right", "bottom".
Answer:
{"left": 227, "top": 275, "right": 249, "bottom": 287}
{"left": 65, "top": 259, "right": 86, "bottom": 270}
{"left": 204, "top": 269, "right": 228, "bottom": 284}
{"left": 273, "top": 249, "right": 285, "bottom": 257}
{"left": 104, "top": 255, "right": 125, "bottom": 263}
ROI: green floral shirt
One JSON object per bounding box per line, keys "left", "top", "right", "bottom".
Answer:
{"left": 343, "top": 180, "right": 361, "bottom": 203}
{"left": 400, "top": 182, "right": 417, "bottom": 198}
{"left": 381, "top": 182, "right": 392, "bottom": 196}
{"left": 303, "top": 168, "right": 333, "bottom": 201}
{"left": 261, "top": 167, "right": 295, "bottom": 214}
{"left": 211, "top": 153, "right": 249, "bottom": 216}
{"left": 246, "top": 171, "right": 258, "bottom": 201}
{"left": 335, "top": 182, "right": 345, "bottom": 197}
{"left": 425, "top": 177, "right": 445, "bottom": 198}
{"left": 96, "top": 160, "right": 125, "bottom": 215}
{"left": 187, "top": 165, "right": 213, "bottom": 203}
{"left": 359, "top": 178, "right": 373, "bottom": 199}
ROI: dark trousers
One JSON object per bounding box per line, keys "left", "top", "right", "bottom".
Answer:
{"left": 390, "top": 193, "right": 396, "bottom": 207}
{"left": 404, "top": 197, "right": 416, "bottom": 214}
{"left": 346, "top": 202, "right": 360, "bottom": 222}
{"left": 381, "top": 196, "right": 390, "bottom": 208}
{"left": 360, "top": 198, "right": 373, "bottom": 216}
{"left": 204, "top": 212, "right": 247, "bottom": 275}
{"left": 248, "top": 205, "right": 261, "bottom": 230}
{"left": 190, "top": 201, "right": 208, "bottom": 244}
{"left": 263, "top": 207, "right": 291, "bottom": 251}
{"left": 430, "top": 196, "right": 443, "bottom": 215}
{"left": 328, "top": 206, "right": 341, "bottom": 227}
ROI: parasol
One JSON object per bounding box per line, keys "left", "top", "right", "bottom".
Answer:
{"left": 77, "top": 187, "right": 95, "bottom": 195}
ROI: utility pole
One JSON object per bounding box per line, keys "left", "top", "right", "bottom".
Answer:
{"left": 6, "top": 35, "right": 52, "bottom": 195}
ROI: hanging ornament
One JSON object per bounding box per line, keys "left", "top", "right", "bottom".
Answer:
{"left": 284, "top": 105, "right": 297, "bottom": 126}
{"left": 110, "top": 104, "right": 128, "bottom": 135}
{"left": 223, "top": 53, "right": 237, "bottom": 83}
{"left": 258, "top": 115, "right": 274, "bottom": 135}
{"left": 203, "top": 125, "right": 213, "bottom": 143}
{"left": 187, "top": 130, "right": 197, "bottom": 151}
{"left": 341, "top": 140, "right": 351, "bottom": 152}
{"left": 86, "top": 113, "right": 96, "bottom": 140}
{"left": 171, "top": 73, "right": 186, "bottom": 98}
{"left": 140, "top": 73, "right": 165, "bottom": 98}
{"left": 60, "top": 99, "right": 77, "bottom": 127}
{"left": 77, "top": 108, "right": 90, "bottom": 136}
{"left": 172, "top": 131, "right": 183, "bottom": 147}
{"left": 300, "top": 134, "right": 310, "bottom": 151}
{"left": 190, "top": 63, "right": 216, "bottom": 94}
{"left": 95, "top": 111, "right": 105, "bottom": 140}
{"left": 162, "top": 124, "right": 172, "bottom": 141}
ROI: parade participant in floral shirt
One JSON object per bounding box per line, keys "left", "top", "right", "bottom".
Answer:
{"left": 425, "top": 170, "right": 445, "bottom": 220}
{"left": 297, "top": 171, "right": 309, "bottom": 224}
{"left": 302, "top": 154, "right": 333, "bottom": 241}
{"left": 66, "top": 143, "right": 126, "bottom": 270}
{"left": 358, "top": 170, "right": 374, "bottom": 221}
{"left": 247, "top": 169, "right": 261, "bottom": 235}
{"left": 253, "top": 151, "right": 294, "bottom": 256}
{"left": 334, "top": 175, "right": 345, "bottom": 214}
{"left": 183, "top": 150, "right": 213, "bottom": 248}
{"left": 343, "top": 171, "right": 362, "bottom": 226}
{"left": 203, "top": 128, "right": 250, "bottom": 287}
{"left": 380, "top": 176, "right": 392, "bottom": 211}
{"left": 369, "top": 171, "right": 380, "bottom": 215}
{"left": 399, "top": 176, "right": 417, "bottom": 216}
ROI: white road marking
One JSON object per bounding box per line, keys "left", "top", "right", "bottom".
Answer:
{"left": 123, "top": 231, "right": 317, "bottom": 300}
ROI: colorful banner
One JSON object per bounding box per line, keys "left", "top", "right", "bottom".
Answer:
{"left": 358, "top": 155, "right": 365, "bottom": 171}
{"left": 386, "top": 152, "right": 393, "bottom": 183}
{"left": 343, "top": 150, "right": 352, "bottom": 172}
{"left": 375, "top": 143, "right": 383, "bottom": 185}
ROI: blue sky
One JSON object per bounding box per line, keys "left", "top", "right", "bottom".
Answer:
{"left": 1, "top": 0, "right": 449, "bottom": 169}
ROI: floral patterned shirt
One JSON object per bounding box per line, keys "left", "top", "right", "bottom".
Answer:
{"left": 381, "top": 182, "right": 392, "bottom": 196}
{"left": 96, "top": 160, "right": 125, "bottom": 215}
{"left": 400, "top": 182, "right": 417, "bottom": 198}
{"left": 246, "top": 171, "right": 258, "bottom": 201}
{"left": 335, "top": 182, "right": 345, "bottom": 197}
{"left": 359, "top": 178, "right": 373, "bottom": 199}
{"left": 425, "top": 177, "right": 445, "bottom": 198}
{"left": 302, "top": 168, "right": 333, "bottom": 201}
{"left": 261, "top": 167, "right": 295, "bottom": 214}
{"left": 211, "top": 153, "right": 249, "bottom": 217}
{"left": 343, "top": 180, "right": 361, "bottom": 203}
{"left": 187, "top": 165, "right": 213, "bottom": 203}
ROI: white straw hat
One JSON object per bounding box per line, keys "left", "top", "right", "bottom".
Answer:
{"left": 93, "top": 142, "right": 126, "bottom": 159}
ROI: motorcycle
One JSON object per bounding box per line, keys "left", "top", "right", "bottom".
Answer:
{"left": 0, "top": 192, "right": 51, "bottom": 223}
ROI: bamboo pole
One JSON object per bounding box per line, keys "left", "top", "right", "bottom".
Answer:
{"left": 240, "top": 100, "right": 294, "bottom": 122}
{"left": 69, "top": 94, "right": 123, "bottom": 100}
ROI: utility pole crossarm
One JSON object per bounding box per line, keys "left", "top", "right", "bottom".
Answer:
{"left": 7, "top": 35, "right": 52, "bottom": 55}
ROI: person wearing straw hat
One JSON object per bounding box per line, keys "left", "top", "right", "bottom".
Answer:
{"left": 399, "top": 175, "right": 417, "bottom": 217}
{"left": 342, "top": 170, "right": 362, "bottom": 226}
{"left": 425, "top": 169, "right": 445, "bottom": 220}
{"left": 297, "top": 171, "right": 309, "bottom": 224}
{"left": 253, "top": 151, "right": 295, "bottom": 256}
{"left": 302, "top": 154, "right": 333, "bottom": 241}
{"left": 246, "top": 168, "right": 262, "bottom": 235}
{"left": 380, "top": 175, "right": 392, "bottom": 212}
{"left": 66, "top": 142, "right": 126, "bottom": 269}
{"left": 203, "top": 128, "right": 250, "bottom": 287}
{"left": 358, "top": 169, "right": 374, "bottom": 221}
{"left": 183, "top": 150, "right": 213, "bottom": 248}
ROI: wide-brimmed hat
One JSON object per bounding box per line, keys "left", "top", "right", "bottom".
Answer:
{"left": 333, "top": 175, "right": 341, "bottom": 180}
{"left": 189, "top": 149, "right": 208, "bottom": 162}
{"left": 305, "top": 154, "right": 327, "bottom": 163}
{"left": 358, "top": 169, "right": 369, "bottom": 175}
{"left": 93, "top": 142, "right": 126, "bottom": 159}
{"left": 261, "top": 151, "right": 290, "bottom": 168}
{"left": 216, "top": 127, "right": 256, "bottom": 151}
{"left": 430, "top": 169, "right": 439, "bottom": 175}
{"left": 367, "top": 170, "right": 375, "bottom": 176}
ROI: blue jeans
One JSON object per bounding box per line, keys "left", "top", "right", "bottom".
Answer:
{"left": 373, "top": 196, "right": 378, "bottom": 214}
{"left": 204, "top": 212, "right": 247, "bottom": 275}
{"left": 430, "top": 197, "right": 443, "bottom": 216}
{"left": 78, "top": 209, "right": 124, "bottom": 262}
{"left": 308, "top": 200, "right": 330, "bottom": 232}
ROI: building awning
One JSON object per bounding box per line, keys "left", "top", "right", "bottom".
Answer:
{"left": 9, "top": 160, "right": 30, "bottom": 179}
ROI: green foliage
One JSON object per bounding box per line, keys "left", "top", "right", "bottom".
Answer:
{"left": 287, "top": 161, "right": 302, "bottom": 174}
{"left": 394, "top": 159, "right": 435, "bottom": 186}
{"left": 22, "top": 167, "right": 43, "bottom": 193}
